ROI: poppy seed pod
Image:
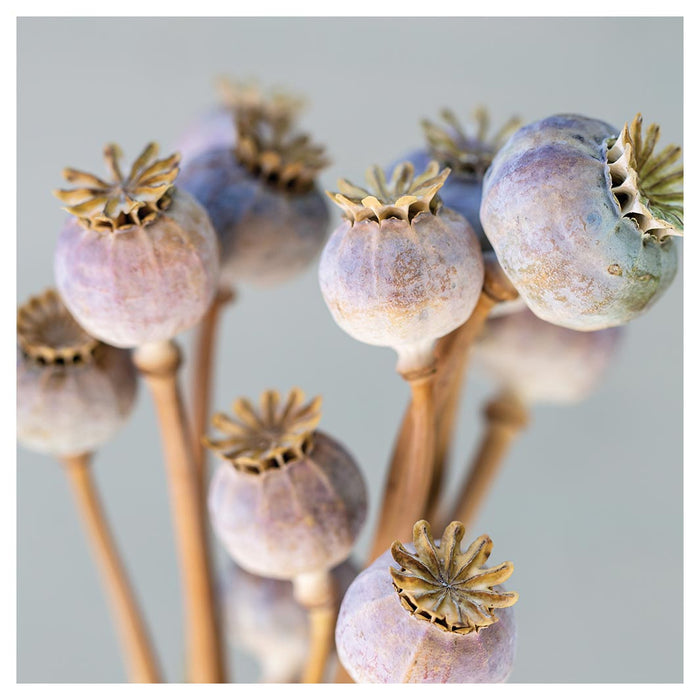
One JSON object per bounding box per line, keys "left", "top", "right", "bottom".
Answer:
{"left": 206, "top": 389, "right": 367, "bottom": 580}
{"left": 178, "top": 107, "right": 330, "bottom": 288}
{"left": 336, "top": 520, "right": 518, "bottom": 683}
{"left": 473, "top": 307, "right": 623, "bottom": 405}
{"left": 53, "top": 143, "right": 220, "bottom": 348}
{"left": 480, "top": 113, "right": 682, "bottom": 331}
{"left": 319, "top": 162, "right": 484, "bottom": 374}
{"left": 17, "top": 289, "right": 137, "bottom": 457}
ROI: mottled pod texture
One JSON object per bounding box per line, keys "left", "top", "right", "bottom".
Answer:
{"left": 480, "top": 114, "right": 678, "bottom": 331}
{"left": 336, "top": 549, "right": 516, "bottom": 683}
{"left": 179, "top": 148, "right": 329, "bottom": 288}
{"left": 208, "top": 432, "right": 367, "bottom": 579}
{"left": 473, "top": 308, "right": 623, "bottom": 405}
{"left": 17, "top": 346, "right": 137, "bottom": 456}
{"left": 55, "top": 189, "right": 220, "bottom": 348}
{"left": 318, "top": 210, "right": 484, "bottom": 355}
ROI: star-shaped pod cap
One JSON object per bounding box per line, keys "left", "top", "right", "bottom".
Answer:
{"left": 391, "top": 520, "right": 518, "bottom": 634}
{"left": 203, "top": 388, "right": 322, "bottom": 474}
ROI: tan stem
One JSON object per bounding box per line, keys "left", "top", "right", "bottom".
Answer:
{"left": 444, "top": 391, "right": 529, "bottom": 532}
{"left": 61, "top": 453, "right": 161, "bottom": 683}
{"left": 133, "top": 340, "right": 226, "bottom": 683}
{"left": 333, "top": 663, "right": 355, "bottom": 683}
{"left": 367, "top": 367, "right": 437, "bottom": 563}
{"left": 293, "top": 571, "right": 336, "bottom": 684}
{"left": 190, "top": 286, "right": 235, "bottom": 494}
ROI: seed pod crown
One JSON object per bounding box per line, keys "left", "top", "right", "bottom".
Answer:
{"left": 53, "top": 143, "right": 180, "bottom": 233}
{"left": 606, "top": 113, "right": 683, "bottom": 241}
{"left": 328, "top": 161, "right": 450, "bottom": 223}
{"left": 17, "top": 289, "right": 99, "bottom": 366}
{"left": 391, "top": 520, "right": 518, "bottom": 635}
{"left": 204, "top": 388, "right": 322, "bottom": 474}
{"left": 234, "top": 109, "right": 328, "bottom": 193}
{"left": 421, "top": 107, "right": 521, "bottom": 178}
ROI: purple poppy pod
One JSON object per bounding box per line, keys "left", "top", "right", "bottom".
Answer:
{"left": 176, "top": 77, "right": 305, "bottom": 166}
{"left": 480, "top": 113, "right": 682, "bottom": 331}
{"left": 178, "top": 107, "right": 330, "bottom": 289}
{"left": 53, "top": 143, "right": 220, "bottom": 348}
{"left": 473, "top": 307, "right": 623, "bottom": 405}
{"left": 319, "top": 161, "right": 484, "bottom": 375}
{"left": 17, "top": 289, "right": 137, "bottom": 457}
{"left": 205, "top": 389, "right": 367, "bottom": 580}
{"left": 336, "top": 520, "right": 518, "bottom": 683}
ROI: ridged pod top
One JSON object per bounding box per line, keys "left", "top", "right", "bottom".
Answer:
{"left": 17, "top": 289, "right": 99, "bottom": 365}
{"left": 234, "top": 109, "right": 328, "bottom": 193}
{"left": 328, "top": 161, "right": 450, "bottom": 224}
{"left": 391, "top": 520, "right": 518, "bottom": 635}
{"left": 54, "top": 143, "right": 180, "bottom": 233}
{"left": 606, "top": 113, "right": 683, "bottom": 240}
{"left": 204, "top": 388, "right": 322, "bottom": 474}
{"left": 421, "top": 107, "right": 521, "bottom": 178}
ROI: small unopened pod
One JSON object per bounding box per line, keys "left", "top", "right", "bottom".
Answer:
{"left": 221, "top": 559, "right": 358, "bottom": 682}
{"left": 53, "top": 142, "right": 220, "bottom": 348}
{"left": 17, "top": 289, "right": 137, "bottom": 456}
{"left": 480, "top": 113, "right": 682, "bottom": 331}
{"left": 473, "top": 307, "right": 623, "bottom": 405}
{"left": 336, "top": 520, "right": 518, "bottom": 683}
{"left": 319, "top": 161, "right": 484, "bottom": 374}
{"left": 206, "top": 388, "right": 367, "bottom": 579}
{"left": 176, "top": 77, "right": 305, "bottom": 166}
{"left": 178, "top": 105, "right": 330, "bottom": 289}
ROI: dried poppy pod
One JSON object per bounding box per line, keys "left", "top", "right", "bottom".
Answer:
{"left": 53, "top": 142, "right": 220, "bottom": 348}
{"left": 480, "top": 113, "right": 682, "bottom": 330}
{"left": 336, "top": 520, "right": 518, "bottom": 683}
{"left": 221, "top": 559, "right": 358, "bottom": 682}
{"left": 17, "top": 289, "right": 137, "bottom": 457}
{"left": 206, "top": 388, "right": 366, "bottom": 579}
{"left": 178, "top": 106, "right": 330, "bottom": 288}
{"left": 177, "top": 76, "right": 305, "bottom": 166}
{"left": 473, "top": 307, "right": 623, "bottom": 406}
{"left": 319, "top": 161, "right": 484, "bottom": 375}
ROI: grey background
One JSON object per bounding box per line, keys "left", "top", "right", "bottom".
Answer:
{"left": 17, "top": 17, "right": 682, "bottom": 683}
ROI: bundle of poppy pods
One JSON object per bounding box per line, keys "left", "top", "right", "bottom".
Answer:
{"left": 17, "top": 79, "right": 682, "bottom": 683}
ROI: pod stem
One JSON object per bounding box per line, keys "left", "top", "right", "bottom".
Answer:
{"left": 189, "top": 285, "right": 236, "bottom": 495}
{"left": 60, "top": 452, "right": 161, "bottom": 683}
{"left": 440, "top": 391, "right": 529, "bottom": 532}
{"left": 367, "top": 365, "right": 437, "bottom": 563}
{"left": 133, "top": 340, "right": 226, "bottom": 683}
{"left": 293, "top": 570, "right": 337, "bottom": 684}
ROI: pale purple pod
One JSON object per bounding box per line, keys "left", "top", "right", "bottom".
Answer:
{"left": 473, "top": 307, "right": 623, "bottom": 404}
{"left": 480, "top": 114, "right": 680, "bottom": 331}
{"left": 54, "top": 188, "right": 220, "bottom": 348}
{"left": 176, "top": 106, "right": 236, "bottom": 167}
{"left": 319, "top": 208, "right": 484, "bottom": 370}
{"left": 208, "top": 431, "right": 367, "bottom": 580}
{"left": 178, "top": 148, "right": 329, "bottom": 288}
{"left": 336, "top": 548, "right": 517, "bottom": 683}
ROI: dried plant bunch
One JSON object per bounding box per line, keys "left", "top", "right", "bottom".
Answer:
{"left": 473, "top": 307, "right": 623, "bottom": 405}
{"left": 480, "top": 113, "right": 682, "bottom": 331}
{"left": 178, "top": 107, "right": 330, "bottom": 288}
{"left": 53, "top": 142, "right": 220, "bottom": 348}
{"left": 336, "top": 520, "right": 518, "bottom": 683}
{"left": 17, "top": 289, "right": 137, "bottom": 456}
{"left": 206, "top": 388, "right": 367, "bottom": 580}
{"left": 176, "top": 77, "right": 305, "bottom": 165}
{"left": 221, "top": 558, "right": 358, "bottom": 682}
{"left": 319, "top": 161, "right": 484, "bottom": 374}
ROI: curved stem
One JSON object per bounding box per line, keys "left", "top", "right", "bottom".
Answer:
{"left": 367, "top": 367, "right": 436, "bottom": 563}
{"left": 293, "top": 570, "right": 336, "bottom": 684}
{"left": 441, "top": 391, "right": 529, "bottom": 532}
{"left": 190, "top": 286, "right": 235, "bottom": 495}
{"left": 133, "top": 340, "right": 226, "bottom": 683}
{"left": 61, "top": 453, "right": 161, "bottom": 683}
